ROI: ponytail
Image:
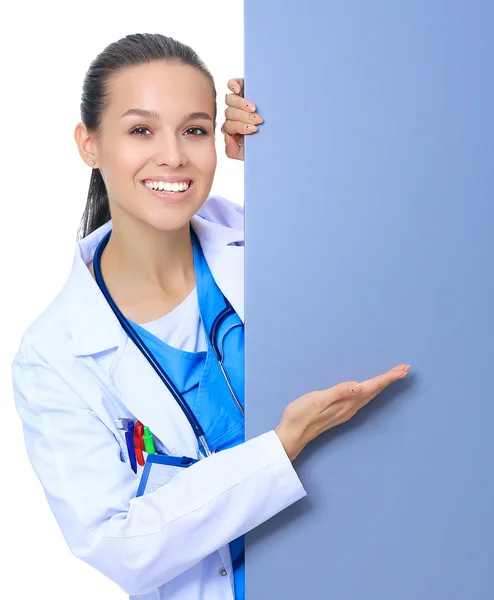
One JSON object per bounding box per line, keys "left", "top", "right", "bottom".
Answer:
{"left": 78, "top": 168, "right": 110, "bottom": 240}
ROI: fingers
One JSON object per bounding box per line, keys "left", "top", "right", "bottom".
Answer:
{"left": 225, "top": 92, "right": 256, "bottom": 113}
{"left": 350, "top": 364, "right": 411, "bottom": 409}
{"left": 223, "top": 78, "right": 261, "bottom": 161}
{"left": 225, "top": 106, "right": 264, "bottom": 127}
{"left": 361, "top": 364, "right": 411, "bottom": 391}
{"left": 222, "top": 116, "right": 259, "bottom": 136}
{"left": 329, "top": 364, "right": 411, "bottom": 403}
{"left": 304, "top": 363, "right": 412, "bottom": 439}
{"left": 227, "top": 78, "right": 244, "bottom": 96}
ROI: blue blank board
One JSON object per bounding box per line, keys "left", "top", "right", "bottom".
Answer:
{"left": 244, "top": 1, "right": 494, "bottom": 598}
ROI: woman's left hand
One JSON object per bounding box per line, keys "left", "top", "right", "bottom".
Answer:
{"left": 221, "top": 78, "right": 264, "bottom": 161}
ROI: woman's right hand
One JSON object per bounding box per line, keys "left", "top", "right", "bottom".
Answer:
{"left": 275, "top": 364, "right": 411, "bottom": 461}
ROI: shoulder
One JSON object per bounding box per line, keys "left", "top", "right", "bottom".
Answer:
{"left": 13, "top": 283, "right": 72, "bottom": 365}
{"left": 197, "top": 194, "right": 244, "bottom": 228}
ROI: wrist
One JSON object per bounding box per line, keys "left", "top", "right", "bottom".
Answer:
{"left": 274, "top": 425, "right": 304, "bottom": 462}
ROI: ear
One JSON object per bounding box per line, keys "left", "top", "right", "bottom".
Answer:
{"left": 74, "top": 121, "right": 98, "bottom": 168}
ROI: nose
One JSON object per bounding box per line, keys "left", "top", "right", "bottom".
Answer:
{"left": 154, "top": 134, "right": 188, "bottom": 169}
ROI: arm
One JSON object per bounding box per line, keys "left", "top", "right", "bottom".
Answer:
{"left": 12, "top": 350, "right": 306, "bottom": 596}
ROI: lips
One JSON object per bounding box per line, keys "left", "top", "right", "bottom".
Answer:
{"left": 141, "top": 176, "right": 193, "bottom": 183}
{"left": 140, "top": 180, "right": 195, "bottom": 203}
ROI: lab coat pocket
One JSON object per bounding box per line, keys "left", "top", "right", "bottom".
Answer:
{"left": 136, "top": 454, "right": 199, "bottom": 497}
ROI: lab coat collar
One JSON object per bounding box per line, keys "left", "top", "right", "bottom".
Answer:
{"left": 67, "top": 210, "right": 244, "bottom": 358}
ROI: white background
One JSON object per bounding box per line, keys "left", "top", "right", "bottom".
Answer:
{"left": 1, "top": 1, "right": 244, "bottom": 598}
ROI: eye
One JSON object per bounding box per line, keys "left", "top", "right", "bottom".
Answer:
{"left": 130, "top": 125, "right": 152, "bottom": 136}
{"left": 184, "top": 127, "right": 207, "bottom": 136}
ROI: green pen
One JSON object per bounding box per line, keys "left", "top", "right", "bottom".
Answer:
{"left": 143, "top": 426, "right": 156, "bottom": 454}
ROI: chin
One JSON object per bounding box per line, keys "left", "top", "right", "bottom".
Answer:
{"left": 142, "top": 207, "right": 199, "bottom": 233}
{"left": 124, "top": 185, "right": 210, "bottom": 232}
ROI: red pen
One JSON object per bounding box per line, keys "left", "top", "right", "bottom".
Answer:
{"left": 134, "top": 421, "right": 145, "bottom": 467}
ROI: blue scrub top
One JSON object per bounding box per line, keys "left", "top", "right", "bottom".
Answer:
{"left": 129, "top": 225, "right": 245, "bottom": 599}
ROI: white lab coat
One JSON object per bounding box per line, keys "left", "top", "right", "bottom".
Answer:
{"left": 12, "top": 195, "right": 307, "bottom": 600}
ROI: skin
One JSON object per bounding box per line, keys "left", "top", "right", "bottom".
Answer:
{"left": 223, "top": 78, "right": 264, "bottom": 160}
{"left": 75, "top": 61, "right": 218, "bottom": 322}
{"left": 74, "top": 69, "right": 411, "bottom": 461}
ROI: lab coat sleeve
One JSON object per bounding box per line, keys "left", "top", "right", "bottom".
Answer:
{"left": 12, "top": 351, "right": 307, "bottom": 596}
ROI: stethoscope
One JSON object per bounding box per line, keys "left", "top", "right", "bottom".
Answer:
{"left": 92, "top": 228, "right": 243, "bottom": 458}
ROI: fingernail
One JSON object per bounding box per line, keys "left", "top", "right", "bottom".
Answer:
{"left": 245, "top": 103, "right": 256, "bottom": 112}
{"left": 401, "top": 365, "right": 411, "bottom": 378}
{"left": 250, "top": 114, "right": 263, "bottom": 122}
{"left": 348, "top": 383, "right": 364, "bottom": 393}
{"left": 245, "top": 124, "right": 258, "bottom": 132}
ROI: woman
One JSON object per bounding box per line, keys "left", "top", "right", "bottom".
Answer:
{"left": 12, "top": 33, "right": 410, "bottom": 600}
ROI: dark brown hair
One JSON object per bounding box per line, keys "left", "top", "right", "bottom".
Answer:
{"left": 78, "top": 33, "right": 217, "bottom": 239}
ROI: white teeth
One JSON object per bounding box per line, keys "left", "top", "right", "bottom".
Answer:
{"left": 144, "top": 180, "right": 191, "bottom": 192}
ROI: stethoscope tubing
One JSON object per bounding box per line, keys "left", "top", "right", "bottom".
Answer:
{"left": 93, "top": 230, "right": 215, "bottom": 455}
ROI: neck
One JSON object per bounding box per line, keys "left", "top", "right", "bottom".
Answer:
{"left": 106, "top": 219, "right": 194, "bottom": 290}
{"left": 95, "top": 211, "right": 196, "bottom": 325}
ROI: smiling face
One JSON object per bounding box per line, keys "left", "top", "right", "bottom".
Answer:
{"left": 90, "top": 60, "right": 217, "bottom": 232}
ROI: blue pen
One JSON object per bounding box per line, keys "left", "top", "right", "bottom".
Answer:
{"left": 115, "top": 418, "right": 137, "bottom": 473}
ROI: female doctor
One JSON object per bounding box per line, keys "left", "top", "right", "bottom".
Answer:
{"left": 11, "top": 33, "right": 410, "bottom": 600}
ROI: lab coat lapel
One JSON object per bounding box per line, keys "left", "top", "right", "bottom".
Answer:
{"left": 204, "top": 245, "right": 244, "bottom": 323}
{"left": 108, "top": 242, "right": 244, "bottom": 458}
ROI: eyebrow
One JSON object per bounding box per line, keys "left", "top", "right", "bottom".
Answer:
{"left": 121, "top": 108, "right": 213, "bottom": 121}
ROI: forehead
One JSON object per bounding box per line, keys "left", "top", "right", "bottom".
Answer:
{"left": 104, "top": 61, "right": 214, "bottom": 118}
